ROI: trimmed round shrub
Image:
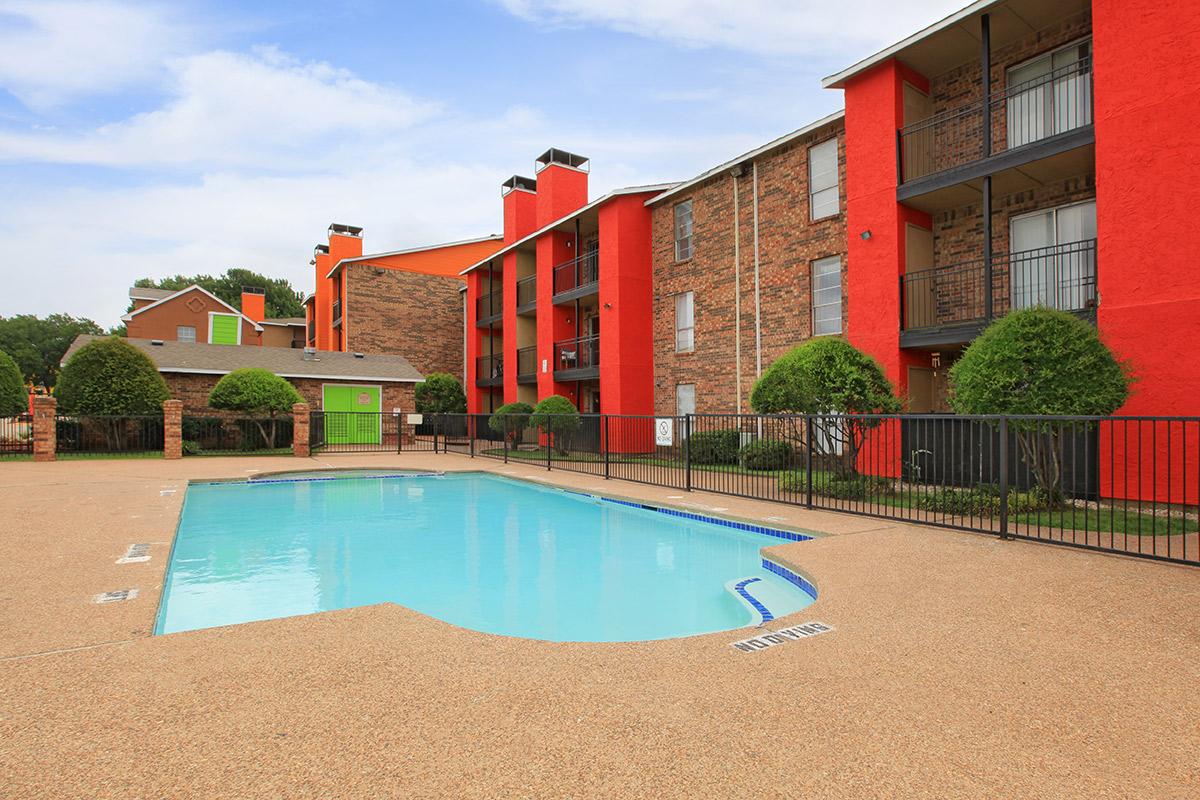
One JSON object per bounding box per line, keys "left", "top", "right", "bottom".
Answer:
{"left": 0, "top": 349, "right": 26, "bottom": 416}
{"left": 488, "top": 401, "right": 534, "bottom": 441}
{"left": 414, "top": 372, "right": 467, "bottom": 414}
{"left": 738, "top": 439, "right": 792, "bottom": 471}
{"left": 56, "top": 337, "right": 169, "bottom": 415}
{"left": 688, "top": 429, "right": 740, "bottom": 465}
{"left": 208, "top": 368, "right": 303, "bottom": 449}
{"left": 530, "top": 394, "right": 580, "bottom": 454}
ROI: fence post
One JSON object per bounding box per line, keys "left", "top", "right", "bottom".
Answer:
{"left": 547, "top": 423, "right": 553, "bottom": 471}
{"left": 32, "top": 395, "right": 56, "bottom": 462}
{"left": 433, "top": 415, "right": 440, "bottom": 454}
{"left": 603, "top": 415, "right": 610, "bottom": 480}
{"left": 805, "top": 415, "right": 814, "bottom": 509}
{"left": 684, "top": 414, "right": 692, "bottom": 492}
{"left": 162, "top": 399, "right": 183, "bottom": 460}
{"left": 998, "top": 415, "right": 1010, "bottom": 539}
{"left": 292, "top": 403, "right": 310, "bottom": 458}
{"left": 503, "top": 426, "right": 509, "bottom": 463}
{"left": 469, "top": 416, "right": 475, "bottom": 458}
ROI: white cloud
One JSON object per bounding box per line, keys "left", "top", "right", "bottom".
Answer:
{"left": 496, "top": 0, "right": 969, "bottom": 56}
{"left": 0, "top": 46, "right": 441, "bottom": 168}
{"left": 0, "top": 1, "right": 188, "bottom": 110}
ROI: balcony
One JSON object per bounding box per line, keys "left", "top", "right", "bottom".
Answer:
{"left": 516, "top": 275, "right": 536, "bottom": 315}
{"left": 552, "top": 251, "right": 599, "bottom": 304}
{"left": 476, "top": 291, "right": 502, "bottom": 326}
{"left": 332, "top": 299, "right": 342, "bottom": 328}
{"left": 900, "top": 238, "right": 1096, "bottom": 347}
{"left": 553, "top": 334, "right": 599, "bottom": 381}
{"left": 476, "top": 354, "right": 503, "bottom": 387}
{"left": 899, "top": 56, "right": 1093, "bottom": 198}
{"left": 516, "top": 345, "right": 537, "bottom": 383}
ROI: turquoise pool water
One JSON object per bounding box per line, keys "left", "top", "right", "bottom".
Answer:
{"left": 156, "top": 473, "right": 815, "bottom": 641}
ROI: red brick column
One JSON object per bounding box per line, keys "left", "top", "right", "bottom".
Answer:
{"left": 163, "top": 399, "right": 183, "bottom": 460}
{"left": 293, "top": 403, "right": 310, "bottom": 458}
{"left": 32, "top": 395, "right": 56, "bottom": 462}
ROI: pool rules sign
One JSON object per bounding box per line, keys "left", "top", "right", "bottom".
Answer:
{"left": 655, "top": 418, "right": 674, "bottom": 446}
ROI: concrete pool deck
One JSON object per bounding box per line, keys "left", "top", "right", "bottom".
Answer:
{"left": 1, "top": 453, "right": 1197, "bottom": 798}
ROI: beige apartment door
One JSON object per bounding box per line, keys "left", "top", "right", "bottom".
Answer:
{"left": 904, "top": 224, "right": 936, "bottom": 329}
{"left": 902, "top": 83, "right": 934, "bottom": 179}
{"left": 907, "top": 367, "right": 935, "bottom": 413}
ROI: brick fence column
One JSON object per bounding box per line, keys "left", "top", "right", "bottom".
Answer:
{"left": 32, "top": 395, "right": 56, "bottom": 462}
{"left": 163, "top": 399, "right": 183, "bottom": 460}
{"left": 293, "top": 403, "right": 310, "bottom": 458}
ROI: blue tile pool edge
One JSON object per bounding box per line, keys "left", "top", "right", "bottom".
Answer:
{"left": 762, "top": 558, "right": 819, "bottom": 602}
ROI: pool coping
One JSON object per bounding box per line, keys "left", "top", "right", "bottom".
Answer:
{"left": 162, "top": 466, "right": 823, "bottom": 640}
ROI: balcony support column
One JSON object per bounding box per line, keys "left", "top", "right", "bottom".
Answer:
{"left": 983, "top": 175, "right": 993, "bottom": 321}
{"left": 981, "top": 13, "right": 991, "bottom": 159}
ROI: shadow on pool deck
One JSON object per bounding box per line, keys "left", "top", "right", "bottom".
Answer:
{"left": 0, "top": 452, "right": 1197, "bottom": 798}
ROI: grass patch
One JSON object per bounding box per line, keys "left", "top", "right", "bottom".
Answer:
{"left": 482, "top": 447, "right": 603, "bottom": 462}
{"left": 57, "top": 451, "right": 164, "bottom": 460}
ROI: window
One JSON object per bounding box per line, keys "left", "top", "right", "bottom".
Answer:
{"left": 176, "top": 325, "right": 196, "bottom": 343}
{"left": 674, "top": 200, "right": 694, "bottom": 261}
{"left": 808, "top": 139, "right": 839, "bottom": 220}
{"left": 812, "top": 256, "right": 842, "bottom": 336}
{"left": 1009, "top": 200, "right": 1096, "bottom": 312}
{"left": 674, "top": 291, "right": 694, "bottom": 352}
{"left": 1007, "top": 39, "right": 1092, "bottom": 148}
{"left": 676, "top": 384, "right": 696, "bottom": 417}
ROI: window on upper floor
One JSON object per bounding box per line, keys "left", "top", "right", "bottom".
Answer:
{"left": 1007, "top": 38, "right": 1092, "bottom": 149}
{"left": 812, "top": 256, "right": 843, "bottom": 336}
{"left": 674, "top": 200, "right": 694, "bottom": 261}
{"left": 676, "top": 383, "right": 696, "bottom": 417}
{"left": 176, "top": 325, "right": 196, "bottom": 344}
{"left": 674, "top": 291, "right": 695, "bottom": 352}
{"left": 808, "top": 139, "right": 840, "bottom": 220}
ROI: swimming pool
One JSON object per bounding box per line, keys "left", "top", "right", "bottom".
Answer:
{"left": 156, "top": 472, "right": 816, "bottom": 641}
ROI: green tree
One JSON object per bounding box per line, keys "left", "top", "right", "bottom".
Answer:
{"left": 949, "top": 307, "right": 1132, "bottom": 501}
{"left": 488, "top": 401, "right": 534, "bottom": 443}
{"left": 208, "top": 368, "right": 303, "bottom": 449}
{"left": 57, "top": 337, "right": 169, "bottom": 415}
{"left": 414, "top": 373, "right": 467, "bottom": 414}
{"left": 0, "top": 314, "right": 104, "bottom": 388}
{"left": 530, "top": 395, "right": 580, "bottom": 455}
{"left": 0, "top": 349, "right": 27, "bottom": 416}
{"left": 131, "top": 268, "right": 304, "bottom": 318}
{"left": 750, "top": 337, "right": 900, "bottom": 477}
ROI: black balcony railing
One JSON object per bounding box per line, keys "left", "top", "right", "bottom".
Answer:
{"left": 899, "top": 56, "right": 1092, "bottom": 183}
{"left": 516, "top": 275, "right": 536, "bottom": 309}
{"left": 476, "top": 353, "right": 503, "bottom": 386}
{"left": 552, "top": 250, "right": 599, "bottom": 297}
{"left": 901, "top": 239, "right": 1097, "bottom": 332}
{"left": 554, "top": 334, "right": 599, "bottom": 372}
{"left": 306, "top": 319, "right": 315, "bottom": 343}
{"left": 332, "top": 299, "right": 342, "bottom": 327}
{"left": 517, "top": 345, "right": 537, "bottom": 379}
{"left": 476, "top": 291, "right": 502, "bottom": 322}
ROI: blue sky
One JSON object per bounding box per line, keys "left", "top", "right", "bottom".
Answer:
{"left": 0, "top": 0, "right": 964, "bottom": 326}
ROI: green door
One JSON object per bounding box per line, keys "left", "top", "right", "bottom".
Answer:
{"left": 322, "top": 385, "right": 382, "bottom": 444}
{"left": 210, "top": 313, "right": 240, "bottom": 345}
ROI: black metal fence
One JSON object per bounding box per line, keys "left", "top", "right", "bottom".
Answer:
{"left": 0, "top": 414, "right": 33, "bottom": 457}
{"left": 55, "top": 415, "right": 164, "bottom": 456}
{"left": 182, "top": 415, "right": 294, "bottom": 455}
{"left": 425, "top": 412, "right": 1200, "bottom": 567}
{"left": 309, "top": 411, "right": 437, "bottom": 454}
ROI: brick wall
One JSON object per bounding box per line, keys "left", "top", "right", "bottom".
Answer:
{"left": 651, "top": 121, "right": 847, "bottom": 415}
{"left": 345, "top": 264, "right": 464, "bottom": 379}
{"left": 162, "top": 372, "right": 416, "bottom": 416}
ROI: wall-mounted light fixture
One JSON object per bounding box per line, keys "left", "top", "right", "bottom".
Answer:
{"left": 603, "top": 303, "right": 612, "bottom": 309}
{"left": 860, "top": 230, "right": 872, "bottom": 240}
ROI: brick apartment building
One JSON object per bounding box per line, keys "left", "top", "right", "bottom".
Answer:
{"left": 826, "top": 0, "right": 1200, "bottom": 417}
{"left": 647, "top": 111, "right": 847, "bottom": 416}
{"left": 462, "top": 149, "right": 672, "bottom": 416}
{"left": 124, "top": 285, "right": 305, "bottom": 348}
{"left": 303, "top": 224, "right": 503, "bottom": 380}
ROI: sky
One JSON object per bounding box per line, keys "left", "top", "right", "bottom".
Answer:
{"left": 0, "top": 0, "right": 966, "bottom": 328}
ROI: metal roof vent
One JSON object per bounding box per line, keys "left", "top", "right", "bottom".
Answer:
{"left": 502, "top": 175, "right": 537, "bottom": 196}
{"left": 328, "top": 223, "right": 363, "bottom": 237}
{"left": 302, "top": 347, "right": 318, "bottom": 361}
{"left": 314, "top": 244, "right": 329, "bottom": 256}
{"left": 535, "top": 148, "right": 590, "bottom": 173}
{"left": 151, "top": 339, "right": 164, "bottom": 346}
{"left": 353, "top": 352, "right": 365, "bottom": 359}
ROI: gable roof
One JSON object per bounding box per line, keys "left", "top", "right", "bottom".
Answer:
{"left": 119, "top": 284, "right": 264, "bottom": 331}
{"left": 128, "top": 286, "right": 176, "bottom": 302}
{"left": 64, "top": 336, "right": 424, "bottom": 383}
{"left": 325, "top": 234, "right": 505, "bottom": 280}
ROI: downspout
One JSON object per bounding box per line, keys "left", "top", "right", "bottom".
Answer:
{"left": 732, "top": 172, "right": 741, "bottom": 413}
{"left": 752, "top": 161, "right": 762, "bottom": 379}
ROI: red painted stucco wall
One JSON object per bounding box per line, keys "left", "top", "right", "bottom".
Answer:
{"left": 598, "top": 193, "right": 655, "bottom": 417}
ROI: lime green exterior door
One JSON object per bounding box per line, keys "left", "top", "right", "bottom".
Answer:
{"left": 322, "top": 385, "right": 382, "bottom": 444}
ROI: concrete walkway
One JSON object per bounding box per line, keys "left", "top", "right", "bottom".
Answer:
{"left": 0, "top": 453, "right": 1197, "bottom": 798}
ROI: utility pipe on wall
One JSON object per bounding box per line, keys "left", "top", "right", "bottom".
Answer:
{"left": 732, "top": 171, "right": 741, "bottom": 413}
{"left": 752, "top": 161, "right": 762, "bottom": 380}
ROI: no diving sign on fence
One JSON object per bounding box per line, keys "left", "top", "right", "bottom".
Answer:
{"left": 655, "top": 418, "right": 674, "bottom": 446}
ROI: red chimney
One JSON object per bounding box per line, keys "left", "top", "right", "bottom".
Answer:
{"left": 241, "top": 286, "right": 265, "bottom": 322}
{"left": 534, "top": 148, "right": 589, "bottom": 227}
{"left": 502, "top": 175, "right": 538, "bottom": 244}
